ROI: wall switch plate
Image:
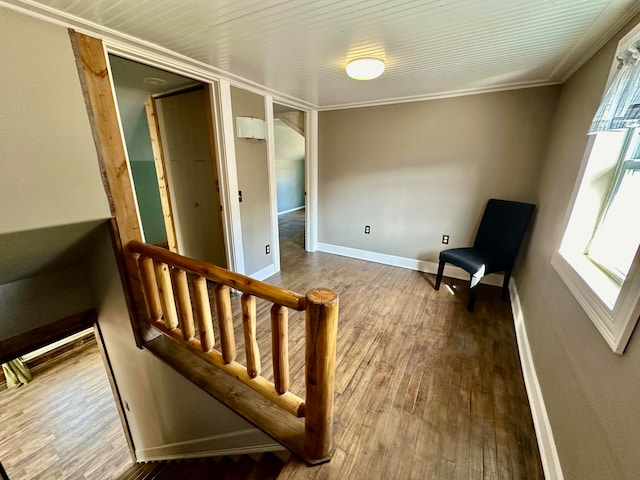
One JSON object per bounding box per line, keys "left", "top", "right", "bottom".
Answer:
{"left": 365, "top": 225, "right": 371, "bottom": 234}
{"left": 442, "top": 235, "right": 449, "bottom": 244}
{"left": 265, "top": 244, "right": 270, "bottom": 254}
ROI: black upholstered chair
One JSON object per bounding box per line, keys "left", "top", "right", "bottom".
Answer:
{"left": 434, "top": 199, "right": 535, "bottom": 311}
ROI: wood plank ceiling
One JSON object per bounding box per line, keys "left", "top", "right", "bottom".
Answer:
{"left": 4, "top": 0, "right": 640, "bottom": 108}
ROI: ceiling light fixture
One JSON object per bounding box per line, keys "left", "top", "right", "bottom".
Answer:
{"left": 143, "top": 77, "right": 168, "bottom": 86}
{"left": 346, "top": 58, "right": 385, "bottom": 80}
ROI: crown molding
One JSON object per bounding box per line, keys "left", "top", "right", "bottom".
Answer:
{"left": 318, "top": 80, "right": 561, "bottom": 111}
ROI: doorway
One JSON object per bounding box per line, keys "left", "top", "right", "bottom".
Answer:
{"left": 272, "top": 103, "right": 306, "bottom": 268}
{"left": 109, "top": 55, "right": 227, "bottom": 267}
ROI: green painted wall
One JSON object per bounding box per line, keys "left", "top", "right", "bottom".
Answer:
{"left": 130, "top": 160, "right": 167, "bottom": 245}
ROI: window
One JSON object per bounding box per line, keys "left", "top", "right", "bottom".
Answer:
{"left": 552, "top": 25, "right": 640, "bottom": 354}
{"left": 586, "top": 128, "right": 640, "bottom": 284}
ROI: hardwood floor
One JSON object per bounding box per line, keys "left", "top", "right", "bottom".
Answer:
{"left": 0, "top": 342, "right": 131, "bottom": 479}
{"left": 269, "top": 209, "right": 543, "bottom": 479}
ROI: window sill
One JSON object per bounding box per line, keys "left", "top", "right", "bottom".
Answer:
{"left": 551, "top": 250, "right": 640, "bottom": 354}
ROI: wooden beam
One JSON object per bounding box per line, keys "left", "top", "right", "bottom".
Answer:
{"left": 69, "top": 30, "right": 148, "bottom": 346}
{"left": 0, "top": 310, "right": 97, "bottom": 364}
{"left": 145, "top": 96, "right": 179, "bottom": 253}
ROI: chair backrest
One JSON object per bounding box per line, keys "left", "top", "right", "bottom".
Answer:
{"left": 473, "top": 199, "right": 535, "bottom": 266}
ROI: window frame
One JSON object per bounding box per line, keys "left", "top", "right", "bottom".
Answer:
{"left": 552, "top": 23, "right": 640, "bottom": 354}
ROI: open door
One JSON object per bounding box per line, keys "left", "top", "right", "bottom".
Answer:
{"left": 272, "top": 104, "right": 306, "bottom": 269}
{"left": 146, "top": 86, "right": 227, "bottom": 268}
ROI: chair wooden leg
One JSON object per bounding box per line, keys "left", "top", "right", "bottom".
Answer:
{"left": 467, "top": 275, "right": 477, "bottom": 312}
{"left": 502, "top": 270, "right": 511, "bottom": 301}
{"left": 434, "top": 260, "right": 445, "bottom": 290}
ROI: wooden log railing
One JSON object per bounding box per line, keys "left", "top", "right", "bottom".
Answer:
{"left": 128, "top": 240, "right": 339, "bottom": 461}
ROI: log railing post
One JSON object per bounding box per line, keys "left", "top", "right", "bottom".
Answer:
{"left": 138, "top": 256, "right": 162, "bottom": 323}
{"left": 242, "top": 294, "right": 261, "bottom": 378}
{"left": 304, "top": 288, "right": 339, "bottom": 460}
{"left": 214, "top": 284, "right": 236, "bottom": 363}
{"left": 171, "top": 268, "right": 195, "bottom": 341}
{"left": 271, "top": 304, "right": 289, "bottom": 395}
{"left": 193, "top": 276, "right": 215, "bottom": 352}
{"left": 155, "top": 262, "right": 178, "bottom": 329}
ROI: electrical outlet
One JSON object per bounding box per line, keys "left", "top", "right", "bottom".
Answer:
{"left": 442, "top": 234, "right": 449, "bottom": 244}
{"left": 265, "top": 244, "right": 270, "bottom": 254}
{"left": 364, "top": 225, "right": 371, "bottom": 234}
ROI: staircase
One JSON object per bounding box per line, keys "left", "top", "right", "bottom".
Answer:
{"left": 117, "top": 452, "right": 286, "bottom": 479}
{"left": 126, "top": 241, "right": 339, "bottom": 464}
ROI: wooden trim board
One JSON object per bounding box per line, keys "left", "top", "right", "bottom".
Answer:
{"left": 69, "top": 30, "right": 148, "bottom": 346}
{"left": 0, "top": 309, "right": 97, "bottom": 364}
{"left": 145, "top": 95, "right": 179, "bottom": 253}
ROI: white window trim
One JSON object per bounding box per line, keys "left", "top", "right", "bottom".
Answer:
{"left": 552, "top": 23, "right": 640, "bottom": 354}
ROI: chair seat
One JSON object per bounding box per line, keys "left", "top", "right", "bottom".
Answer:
{"left": 439, "top": 248, "right": 509, "bottom": 277}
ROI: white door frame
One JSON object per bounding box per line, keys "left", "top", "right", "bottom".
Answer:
{"left": 265, "top": 98, "right": 318, "bottom": 275}
{"left": 102, "top": 47, "right": 316, "bottom": 276}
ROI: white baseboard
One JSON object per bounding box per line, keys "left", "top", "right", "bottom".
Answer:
{"left": 135, "top": 429, "right": 285, "bottom": 462}
{"left": 316, "top": 242, "right": 504, "bottom": 287}
{"left": 250, "top": 264, "right": 276, "bottom": 281}
{"left": 509, "top": 279, "right": 564, "bottom": 480}
{"left": 278, "top": 205, "right": 305, "bottom": 215}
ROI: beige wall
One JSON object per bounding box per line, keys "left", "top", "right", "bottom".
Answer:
{"left": 0, "top": 267, "right": 92, "bottom": 339}
{"left": 517, "top": 13, "right": 640, "bottom": 480}
{"left": 318, "top": 87, "right": 559, "bottom": 262}
{"left": 0, "top": 7, "right": 110, "bottom": 234}
{"left": 0, "top": 6, "right": 276, "bottom": 459}
{"left": 231, "top": 87, "right": 273, "bottom": 275}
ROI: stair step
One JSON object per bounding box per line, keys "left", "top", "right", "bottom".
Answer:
{"left": 247, "top": 453, "right": 285, "bottom": 480}
{"left": 222, "top": 455, "right": 255, "bottom": 480}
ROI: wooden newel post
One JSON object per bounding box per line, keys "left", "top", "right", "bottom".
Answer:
{"left": 304, "top": 288, "right": 339, "bottom": 460}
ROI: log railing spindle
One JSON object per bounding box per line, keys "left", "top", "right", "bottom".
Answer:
{"left": 241, "top": 293, "right": 261, "bottom": 378}
{"left": 155, "top": 262, "right": 178, "bottom": 329}
{"left": 304, "top": 288, "right": 339, "bottom": 460}
{"left": 214, "top": 284, "right": 236, "bottom": 363}
{"left": 171, "top": 268, "right": 195, "bottom": 341}
{"left": 138, "top": 256, "right": 162, "bottom": 322}
{"left": 271, "top": 304, "right": 289, "bottom": 395}
{"left": 193, "top": 276, "right": 215, "bottom": 352}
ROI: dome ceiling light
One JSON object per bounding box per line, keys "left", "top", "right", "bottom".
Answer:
{"left": 346, "top": 58, "right": 385, "bottom": 80}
